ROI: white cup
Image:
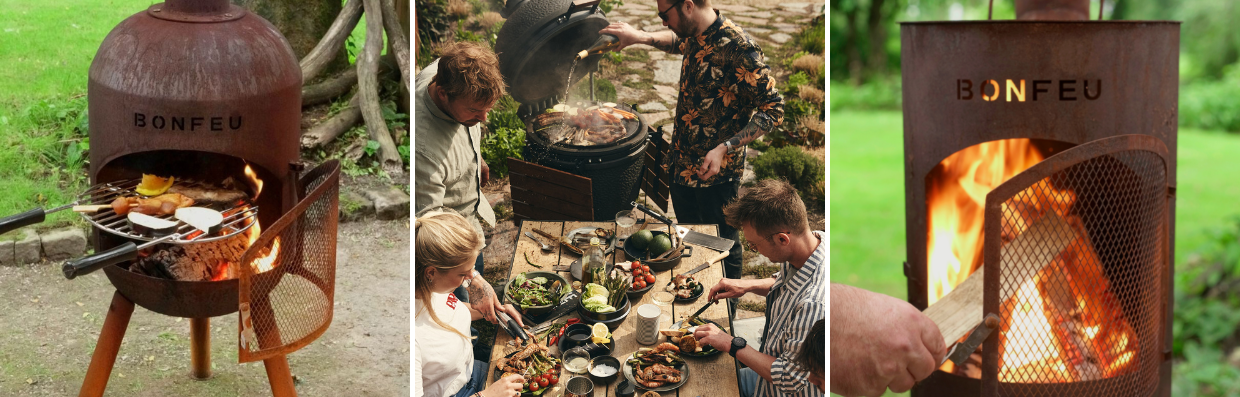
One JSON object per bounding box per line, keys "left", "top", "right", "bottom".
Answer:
{"left": 635, "top": 304, "right": 662, "bottom": 345}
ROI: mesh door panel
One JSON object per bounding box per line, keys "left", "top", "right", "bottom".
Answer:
{"left": 982, "top": 137, "right": 1166, "bottom": 397}
{"left": 238, "top": 160, "right": 340, "bottom": 362}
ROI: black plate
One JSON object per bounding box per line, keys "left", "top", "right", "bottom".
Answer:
{"left": 493, "top": 348, "right": 564, "bottom": 396}
{"left": 672, "top": 280, "right": 704, "bottom": 303}
{"left": 565, "top": 227, "right": 617, "bottom": 255}
{"left": 670, "top": 318, "right": 725, "bottom": 358}
{"left": 621, "top": 351, "right": 690, "bottom": 392}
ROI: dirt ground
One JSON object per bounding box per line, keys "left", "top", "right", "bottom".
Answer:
{"left": 0, "top": 220, "right": 410, "bottom": 396}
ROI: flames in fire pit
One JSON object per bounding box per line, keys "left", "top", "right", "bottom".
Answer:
{"left": 927, "top": 139, "right": 1137, "bottom": 382}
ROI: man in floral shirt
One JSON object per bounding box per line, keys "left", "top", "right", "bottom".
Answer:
{"left": 600, "top": 0, "right": 784, "bottom": 280}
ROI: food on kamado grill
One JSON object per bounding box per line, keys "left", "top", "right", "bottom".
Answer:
{"left": 135, "top": 174, "right": 174, "bottom": 196}
{"left": 507, "top": 272, "right": 566, "bottom": 309}
{"left": 174, "top": 207, "right": 224, "bottom": 234}
{"left": 127, "top": 212, "right": 178, "bottom": 236}
{"left": 533, "top": 103, "right": 636, "bottom": 146}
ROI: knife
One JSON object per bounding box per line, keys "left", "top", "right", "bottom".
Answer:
{"left": 632, "top": 202, "right": 736, "bottom": 253}
{"left": 497, "top": 311, "right": 530, "bottom": 343}
{"left": 674, "top": 301, "right": 718, "bottom": 328}
{"left": 941, "top": 313, "right": 1000, "bottom": 367}
{"left": 662, "top": 256, "right": 723, "bottom": 291}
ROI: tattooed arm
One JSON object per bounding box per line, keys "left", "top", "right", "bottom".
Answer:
{"left": 599, "top": 23, "right": 684, "bottom": 55}
{"left": 644, "top": 31, "right": 683, "bottom": 54}
{"left": 697, "top": 48, "right": 785, "bottom": 180}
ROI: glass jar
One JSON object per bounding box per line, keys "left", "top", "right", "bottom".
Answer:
{"left": 584, "top": 237, "right": 606, "bottom": 286}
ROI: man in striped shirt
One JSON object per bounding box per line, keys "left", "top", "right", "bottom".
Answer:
{"left": 693, "top": 179, "right": 826, "bottom": 396}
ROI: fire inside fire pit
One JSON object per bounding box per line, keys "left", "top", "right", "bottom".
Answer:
{"left": 927, "top": 139, "right": 1139, "bottom": 382}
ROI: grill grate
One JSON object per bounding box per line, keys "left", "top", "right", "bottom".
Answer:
{"left": 78, "top": 179, "right": 258, "bottom": 244}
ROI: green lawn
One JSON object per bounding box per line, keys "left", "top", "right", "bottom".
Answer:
{"left": 831, "top": 110, "right": 1240, "bottom": 299}
{"left": 0, "top": 0, "right": 156, "bottom": 233}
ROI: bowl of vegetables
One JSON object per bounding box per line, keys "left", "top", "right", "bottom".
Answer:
{"left": 626, "top": 261, "right": 656, "bottom": 301}
{"left": 505, "top": 271, "right": 570, "bottom": 318}
{"left": 578, "top": 269, "right": 631, "bottom": 327}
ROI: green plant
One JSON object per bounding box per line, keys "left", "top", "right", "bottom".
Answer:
{"left": 600, "top": 0, "right": 624, "bottom": 14}
{"left": 751, "top": 146, "right": 824, "bottom": 206}
{"left": 794, "top": 16, "right": 824, "bottom": 54}
{"left": 829, "top": 78, "right": 902, "bottom": 111}
{"left": 784, "top": 72, "right": 810, "bottom": 97}
{"left": 608, "top": 52, "right": 625, "bottom": 64}
{"left": 1173, "top": 218, "right": 1240, "bottom": 395}
{"left": 481, "top": 127, "right": 525, "bottom": 177}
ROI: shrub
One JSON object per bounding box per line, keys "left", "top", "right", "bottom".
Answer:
{"left": 829, "top": 79, "right": 901, "bottom": 111}
{"left": 794, "top": 16, "right": 825, "bottom": 54}
{"left": 1173, "top": 218, "right": 1240, "bottom": 395}
{"left": 571, "top": 77, "right": 617, "bottom": 103}
{"left": 751, "top": 146, "right": 825, "bottom": 206}
{"left": 791, "top": 54, "right": 824, "bottom": 77}
{"left": 1180, "top": 67, "right": 1240, "bottom": 132}
{"left": 447, "top": 0, "right": 472, "bottom": 18}
{"left": 481, "top": 127, "right": 525, "bottom": 177}
{"left": 478, "top": 11, "right": 504, "bottom": 31}
{"left": 798, "top": 85, "right": 824, "bottom": 104}
{"left": 784, "top": 72, "right": 810, "bottom": 97}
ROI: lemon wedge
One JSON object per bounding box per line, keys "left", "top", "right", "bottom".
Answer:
{"left": 135, "top": 174, "right": 174, "bottom": 196}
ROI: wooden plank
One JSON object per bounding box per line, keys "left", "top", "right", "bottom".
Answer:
{"left": 508, "top": 158, "right": 592, "bottom": 193}
{"left": 512, "top": 201, "right": 579, "bottom": 222}
{"left": 674, "top": 224, "right": 739, "bottom": 397}
{"left": 510, "top": 188, "right": 593, "bottom": 220}
{"left": 511, "top": 173, "right": 594, "bottom": 204}
{"left": 922, "top": 211, "right": 1074, "bottom": 346}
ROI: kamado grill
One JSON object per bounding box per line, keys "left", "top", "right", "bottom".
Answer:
{"left": 902, "top": 1, "right": 1176, "bottom": 396}
{"left": 496, "top": 0, "right": 650, "bottom": 221}
{"left": 0, "top": 1, "right": 340, "bottom": 396}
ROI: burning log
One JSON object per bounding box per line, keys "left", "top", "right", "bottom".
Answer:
{"left": 128, "top": 230, "right": 251, "bottom": 281}
{"left": 923, "top": 211, "right": 1074, "bottom": 346}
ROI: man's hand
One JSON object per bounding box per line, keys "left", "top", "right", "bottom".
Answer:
{"left": 696, "top": 144, "right": 727, "bottom": 181}
{"left": 831, "top": 284, "right": 947, "bottom": 397}
{"left": 692, "top": 323, "right": 733, "bottom": 353}
{"left": 481, "top": 158, "right": 491, "bottom": 187}
{"left": 707, "top": 278, "right": 750, "bottom": 302}
{"left": 599, "top": 22, "right": 649, "bottom": 50}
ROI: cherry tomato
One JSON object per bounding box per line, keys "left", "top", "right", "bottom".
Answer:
{"left": 632, "top": 260, "right": 641, "bottom": 267}
{"left": 641, "top": 265, "right": 651, "bottom": 273}
{"left": 539, "top": 378, "right": 550, "bottom": 387}
{"left": 550, "top": 375, "right": 559, "bottom": 385}
{"left": 633, "top": 282, "right": 641, "bottom": 289}
{"left": 645, "top": 274, "right": 656, "bottom": 284}
{"left": 636, "top": 280, "right": 647, "bottom": 289}
{"left": 530, "top": 383, "right": 540, "bottom": 392}
{"left": 633, "top": 269, "right": 643, "bottom": 277}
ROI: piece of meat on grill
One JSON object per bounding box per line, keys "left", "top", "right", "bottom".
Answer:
{"left": 167, "top": 185, "right": 248, "bottom": 208}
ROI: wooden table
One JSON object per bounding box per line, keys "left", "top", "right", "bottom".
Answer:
{"left": 487, "top": 220, "right": 741, "bottom": 397}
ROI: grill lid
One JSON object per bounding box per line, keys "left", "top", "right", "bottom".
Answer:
{"left": 495, "top": 0, "right": 610, "bottom": 105}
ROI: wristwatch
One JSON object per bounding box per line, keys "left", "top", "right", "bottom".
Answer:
{"left": 729, "top": 336, "right": 747, "bottom": 358}
{"left": 724, "top": 137, "right": 740, "bottom": 151}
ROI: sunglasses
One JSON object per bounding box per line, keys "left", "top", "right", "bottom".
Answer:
{"left": 743, "top": 231, "right": 789, "bottom": 251}
{"left": 658, "top": 0, "right": 686, "bottom": 22}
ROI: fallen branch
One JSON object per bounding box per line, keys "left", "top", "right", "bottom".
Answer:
{"left": 359, "top": 0, "right": 403, "bottom": 173}
{"left": 302, "top": 68, "right": 358, "bottom": 108}
{"left": 381, "top": 0, "right": 411, "bottom": 92}
{"left": 300, "top": 0, "right": 363, "bottom": 84}
{"left": 302, "top": 94, "right": 362, "bottom": 149}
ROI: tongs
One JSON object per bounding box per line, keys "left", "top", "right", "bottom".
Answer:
{"left": 497, "top": 311, "right": 530, "bottom": 343}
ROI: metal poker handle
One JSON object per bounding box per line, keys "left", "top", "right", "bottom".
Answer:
{"left": 62, "top": 235, "right": 174, "bottom": 279}
{"left": 630, "top": 202, "right": 674, "bottom": 227}
{"left": 0, "top": 208, "right": 47, "bottom": 236}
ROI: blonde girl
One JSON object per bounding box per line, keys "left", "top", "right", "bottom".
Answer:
{"left": 414, "top": 211, "right": 523, "bottom": 397}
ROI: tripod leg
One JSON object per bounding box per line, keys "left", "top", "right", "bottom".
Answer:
{"left": 190, "top": 317, "right": 211, "bottom": 379}
{"left": 264, "top": 355, "right": 297, "bottom": 397}
{"left": 79, "top": 291, "right": 135, "bottom": 397}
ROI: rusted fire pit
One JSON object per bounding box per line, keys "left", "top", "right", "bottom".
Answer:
{"left": 901, "top": 1, "right": 1177, "bottom": 396}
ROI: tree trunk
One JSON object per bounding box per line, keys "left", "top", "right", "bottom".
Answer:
{"left": 359, "top": 0, "right": 403, "bottom": 173}
{"left": 302, "top": 68, "right": 358, "bottom": 107}
{"left": 234, "top": 0, "right": 349, "bottom": 75}
{"left": 842, "top": 5, "right": 863, "bottom": 86}
{"left": 864, "top": 0, "right": 889, "bottom": 78}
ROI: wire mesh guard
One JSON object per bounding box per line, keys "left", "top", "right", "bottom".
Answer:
{"left": 989, "top": 150, "right": 1165, "bottom": 396}
{"left": 237, "top": 160, "right": 340, "bottom": 362}
{"left": 79, "top": 179, "right": 258, "bottom": 244}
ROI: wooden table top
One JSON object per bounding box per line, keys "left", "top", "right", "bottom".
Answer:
{"left": 486, "top": 220, "right": 740, "bottom": 397}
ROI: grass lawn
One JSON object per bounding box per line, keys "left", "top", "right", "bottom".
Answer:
{"left": 0, "top": 0, "right": 158, "bottom": 233}
{"left": 831, "top": 110, "right": 1240, "bottom": 299}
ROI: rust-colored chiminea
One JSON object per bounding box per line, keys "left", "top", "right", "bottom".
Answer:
{"left": 79, "top": 0, "right": 328, "bottom": 396}
{"left": 902, "top": 0, "right": 1177, "bottom": 396}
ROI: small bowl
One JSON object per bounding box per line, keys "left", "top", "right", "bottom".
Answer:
{"left": 566, "top": 376, "right": 595, "bottom": 396}
{"left": 626, "top": 277, "right": 655, "bottom": 301}
{"left": 558, "top": 323, "right": 595, "bottom": 351}
{"left": 588, "top": 355, "right": 621, "bottom": 384}
{"left": 615, "top": 379, "right": 636, "bottom": 397}
{"left": 577, "top": 297, "right": 631, "bottom": 331}
{"left": 563, "top": 348, "right": 593, "bottom": 375}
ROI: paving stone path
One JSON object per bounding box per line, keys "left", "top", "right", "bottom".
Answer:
{"left": 603, "top": 0, "right": 824, "bottom": 126}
